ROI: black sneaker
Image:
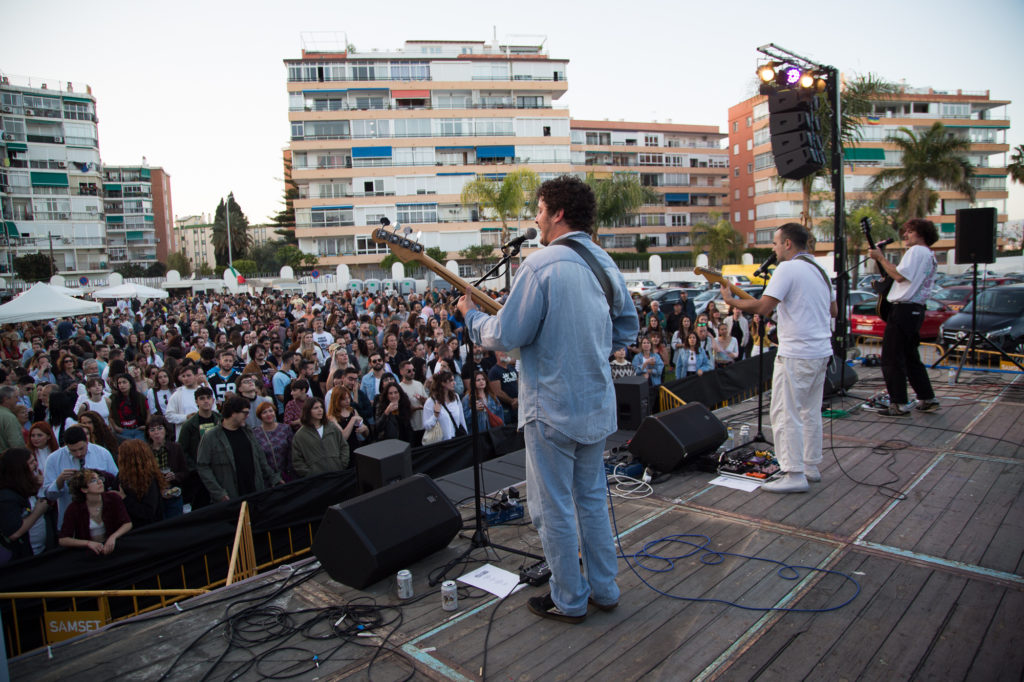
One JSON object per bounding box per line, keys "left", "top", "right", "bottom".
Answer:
{"left": 915, "top": 399, "right": 940, "bottom": 412}
{"left": 527, "top": 593, "right": 586, "bottom": 624}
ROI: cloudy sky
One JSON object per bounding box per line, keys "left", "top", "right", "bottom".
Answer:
{"left": 4, "top": 0, "right": 1021, "bottom": 225}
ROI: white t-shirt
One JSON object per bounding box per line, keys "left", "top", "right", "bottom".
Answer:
{"left": 889, "top": 244, "right": 936, "bottom": 304}
{"left": 763, "top": 257, "right": 834, "bottom": 359}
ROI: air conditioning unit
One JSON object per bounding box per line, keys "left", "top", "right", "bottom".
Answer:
{"left": 62, "top": 238, "right": 72, "bottom": 244}
{"left": 1, "top": 134, "right": 13, "bottom": 141}
{"left": 1, "top": 106, "right": 11, "bottom": 113}
{"left": 57, "top": 161, "right": 66, "bottom": 168}
{"left": 25, "top": 109, "right": 35, "bottom": 116}
{"left": 54, "top": 136, "right": 63, "bottom": 143}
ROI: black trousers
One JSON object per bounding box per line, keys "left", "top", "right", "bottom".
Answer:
{"left": 881, "top": 303, "right": 934, "bottom": 404}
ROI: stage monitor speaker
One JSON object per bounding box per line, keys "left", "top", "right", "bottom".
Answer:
{"left": 313, "top": 473, "right": 460, "bottom": 590}
{"left": 629, "top": 402, "right": 726, "bottom": 472}
{"left": 955, "top": 207, "right": 997, "bottom": 264}
{"left": 823, "top": 354, "right": 858, "bottom": 397}
{"left": 355, "top": 439, "right": 412, "bottom": 493}
{"left": 614, "top": 375, "right": 650, "bottom": 430}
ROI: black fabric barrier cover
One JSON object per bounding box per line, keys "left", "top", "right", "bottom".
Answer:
{"left": 662, "top": 349, "right": 776, "bottom": 409}
{"left": 0, "top": 425, "right": 523, "bottom": 594}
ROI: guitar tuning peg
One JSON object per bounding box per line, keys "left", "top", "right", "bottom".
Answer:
{"left": 415, "top": 230, "right": 422, "bottom": 243}
{"left": 403, "top": 226, "right": 413, "bottom": 237}
{"left": 379, "top": 217, "right": 391, "bottom": 227}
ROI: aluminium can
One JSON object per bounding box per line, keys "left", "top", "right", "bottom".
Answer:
{"left": 441, "top": 580, "right": 458, "bottom": 611}
{"left": 397, "top": 569, "right": 414, "bottom": 599}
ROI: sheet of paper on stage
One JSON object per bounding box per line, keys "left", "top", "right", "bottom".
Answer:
{"left": 709, "top": 475, "right": 762, "bottom": 492}
{"left": 458, "top": 564, "right": 523, "bottom": 598}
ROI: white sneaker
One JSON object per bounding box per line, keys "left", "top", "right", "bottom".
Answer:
{"left": 804, "top": 465, "right": 821, "bottom": 482}
{"left": 761, "top": 472, "right": 809, "bottom": 493}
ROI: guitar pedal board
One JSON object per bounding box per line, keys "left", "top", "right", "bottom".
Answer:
{"left": 717, "top": 447, "right": 780, "bottom": 481}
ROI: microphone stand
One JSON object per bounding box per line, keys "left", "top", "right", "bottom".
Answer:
{"left": 429, "top": 244, "right": 542, "bottom": 585}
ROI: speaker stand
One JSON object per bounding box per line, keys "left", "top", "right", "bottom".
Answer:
{"left": 932, "top": 262, "right": 1024, "bottom": 377}
{"left": 429, "top": 267, "right": 544, "bottom": 586}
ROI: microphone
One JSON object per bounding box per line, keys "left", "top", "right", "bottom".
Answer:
{"left": 503, "top": 228, "right": 538, "bottom": 250}
{"left": 874, "top": 237, "right": 895, "bottom": 248}
{"left": 754, "top": 252, "right": 777, "bottom": 279}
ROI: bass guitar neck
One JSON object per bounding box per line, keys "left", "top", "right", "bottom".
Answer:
{"left": 693, "top": 267, "right": 755, "bottom": 300}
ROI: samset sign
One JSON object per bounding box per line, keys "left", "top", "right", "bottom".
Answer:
{"left": 45, "top": 611, "right": 107, "bottom": 643}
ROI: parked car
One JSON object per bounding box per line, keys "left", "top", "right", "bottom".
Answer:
{"left": 627, "top": 280, "right": 658, "bottom": 298}
{"left": 659, "top": 280, "right": 705, "bottom": 290}
{"left": 850, "top": 298, "right": 956, "bottom": 340}
{"left": 938, "top": 284, "right": 1024, "bottom": 355}
{"left": 647, "top": 287, "right": 704, "bottom": 308}
{"left": 932, "top": 285, "right": 992, "bottom": 312}
{"left": 693, "top": 286, "right": 762, "bottom": 316}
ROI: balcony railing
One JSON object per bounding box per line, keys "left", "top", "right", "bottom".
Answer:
{"left": 295, "top": 130, "right": 517, "bottom": 142}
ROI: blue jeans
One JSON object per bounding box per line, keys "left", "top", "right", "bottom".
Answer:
{"left": 524, "top": 421, "right": 619, "bottom": 616}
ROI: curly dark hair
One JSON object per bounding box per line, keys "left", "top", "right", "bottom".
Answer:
{"left": 903, "top": 218, "right": 939, "bottom": 246}
{"left": 536, "top": 175, "right": 596, "bottom": 233}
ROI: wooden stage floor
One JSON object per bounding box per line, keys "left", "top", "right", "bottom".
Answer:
{"left": 11, "top": 365, "right": 1024, "bottom": 681}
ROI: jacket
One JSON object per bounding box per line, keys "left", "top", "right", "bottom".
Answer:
{"left": 291, "top": 422, "right": 349, "bottom": 477}
{"left": 177, "top": 412, "right": 222, "bottom": 470}
{"left": 196, "top": 425, "right": 282, "bottom": 501}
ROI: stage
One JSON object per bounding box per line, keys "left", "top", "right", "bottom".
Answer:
{"left": 10, "top": 365, "right": 1024, "bottom": 681}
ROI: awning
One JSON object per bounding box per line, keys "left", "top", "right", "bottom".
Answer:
{"left": 62, "top": 96, "right": 92, "bottom": 104}
{"left": 437, "top": 172, "right": 475, "bottom": 176}
{"left": 843, "top": 147, "right": 886, "bottom": 161}
{"left": 436, "top": 145, "right": 474, "bottom": 151}
{"left": 140, "top": 168, "right": 151, "bottom": 179}
{"left": 665, "top": 193, "right": 690, "bottom": 202}
{"left": 302, "top": 89, "right": 349, "bottom": 95}
{"left": 106, "top": 215, "right": 124, "bottom": 224}
{"left": 392, "top": 89, "right": 429, "bottom": 98}
{"left": 2, "top": 221, "right": 19, "bottom": 238}
{"left": 144, "top": 214, "right": 154, "bottom": 222}
{"left": 30, "top": 171, "right": 69, "bottom": 187}
{"left": 476, "top": 145, "right": 514, "bottom": 159}
{"left": 940, "top": 222, "right": 955, "bottom": 233}
{"left": 126, "top": 231, "right": 144, "bottom": 240}
{"left": 103, "top": 183, "right": 121, "bottom": 191}
{"left": 482, "top": 173, "right": 506, "bottom": 180}
{"left": 312, "top": 205, "right": 353, "bottom": 211}
{"left": 351, "top": 146, "right": 392, "bottom": 158}
{"left": 4, "top": 142, "right": 27, "bottom": 152}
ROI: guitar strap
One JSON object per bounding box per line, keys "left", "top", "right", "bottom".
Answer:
{"left": 794, "top": 255, "right": 832, "bottom": 296}
{"left": 558, "top": 238, "right": 616, "bottom": 317}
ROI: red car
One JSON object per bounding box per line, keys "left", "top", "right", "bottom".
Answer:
{"left": 850, "top": 298, "right": 956, "bottom": 340}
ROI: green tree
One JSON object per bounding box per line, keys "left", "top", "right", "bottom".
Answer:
{"left": 1008, "top": 144, "right": 1024, "bottom": 185}
{"left": 634, "top": 237, "right": 650, "bottom": 253}
{"left": 145, "top": 262, "right": 167, "bottom": 277}
{"left": 461, "top": 169, "right": 540, "bottom": 287}
{"left": 114, "top": 263, "right": 146, "bottom": 278}
{"left": 692, "top": 213, "right": 742, "bottom": 269}
{"left": 458, "top": 244, "right": 497, "bottom": 260}
{"left": 196, "top": 262, "right": 216, "bottom": 277}
{"left": 233, "top": 259, "right": 258, "bottom": 276}
{"left": 211, "top": 193, "right": 253, "bottom": 266}
{"left": 166, "top": 251, "right": 192, "bottom": 278}
{"left": 868, "top": 122, "right": 976, "bottom": 224}
{"left": 586, "top": 173, "right": 660, "bottom": 231}
{"left": 13, "top": 253, "right": 56, "bottom": 282}
{"left": 814, "top": 204, "right": 895, "bottom": 286}
{"left": 278, "top": 245, "right": 318, "bottom": 272}
{"left": 425, "top": 246, "right": 447, "bottom": 264}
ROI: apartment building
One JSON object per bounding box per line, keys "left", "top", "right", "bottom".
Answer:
{"left": 102, "top": 164, "right": 174, "bottom": 267}
{"left": 728, "top": 86, "right": 1011, "bottom": 255}
{"left": 569, "top": 120, "right": 729, "bottom": 252}
{"left": 284, "top": 37, "right": 571, "bottom": 278}
{"left": 0, "top": 73, "right": 107, "bottom": 275}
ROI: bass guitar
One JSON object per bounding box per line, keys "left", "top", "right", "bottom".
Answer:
{"left": 860, "top": 217, "right": 893, "bottom": 319}
{"left": 693, "top": 267, "right": 755, "bottom": 300}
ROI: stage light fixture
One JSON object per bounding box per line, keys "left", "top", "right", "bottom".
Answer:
{"left": 758, "top": 63, "right": 777, "bottom": 82}
{"left": 783, "top": 66, "right": 802, "bottom": 86}
{"left": 799, "top": 72, "right": 815, "bottom": 89}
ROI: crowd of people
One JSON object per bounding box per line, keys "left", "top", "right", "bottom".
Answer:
{"left": 0, "top": 285, "right": 526, "bottom": 564}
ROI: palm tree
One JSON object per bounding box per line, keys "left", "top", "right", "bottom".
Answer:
{"left": 584, "top": 173, "right": 660, "bottom": 250}
{"left": 211, "top": 193, "right": 253, "bottom": 267}
{"left": 1008, "top": 144, "right": 1024, "bottom": 185}
{"left": 460, "top": 169, "right": 540, "bottom": 287}
{"left": 868, "top": 122, "right": 976, "bottom": 224}
{"left": 692, "top": 212, "right": 742, "bottom": 269}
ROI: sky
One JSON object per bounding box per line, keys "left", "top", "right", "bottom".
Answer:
{"left": 3, "top": 0, "right": 1022, "bottom": 227}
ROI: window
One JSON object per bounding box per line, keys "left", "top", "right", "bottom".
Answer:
{"left": 734, "top": 168, "right": 740, "bottom": 177}
{"left": 747, "top": 163, "right": 753, "bottom": 174}
{"left": 670, "top": 215, "right": 686, "bottom": 227}
{"left": 397, "top": 203, "right": 437, "bottom": 223}
{"left": 747, "top": 209, "right": 754, "bottom": 220}
{"left": 733, "top": 144, "right": 739, "bottom": 155}
{"left": 356, "top": 236, "right": 389, "bottom": 255}
{"left": 747, "top": 187, "right": 754, "bottom": 197}
{"left": 734, "top": 189, "right": 740, "bottom": 199}
{"left": 746, "top": 139, "right": 752, "bottom": 151}
{"left": 746, "top": 116, "right": 752, "bottom": 127}
{"left": 516, "top": 96, "right": 543, "bottom": 108}
{"left": 732, "top": 121, "right": 738, "bottom": 132}
{"left": 394, "top": 119, "right": 431, "bottom": 137}
{"left": 475, "top": 118, "right": 513, "bottom": 136}
{"left": 311, "top": 208, "right": 355, "bottom": 227}
{"left": 645, "top": 134, "right": 659, "bottom": 147}
{"left": 734, "top": 211, "right": 741, "bottom": 222}
{"left": 638, "top": 153, "right": 663, "bottom": 165}
{"left": 390, "top": 61, "right": 430, "bottom": 80}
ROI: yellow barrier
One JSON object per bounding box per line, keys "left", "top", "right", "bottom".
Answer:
{"left": 854, "top": 336, "right": 1024, "bottom": 373}
{"left": 1, "top": 513, "right": 318, "bottom": 659}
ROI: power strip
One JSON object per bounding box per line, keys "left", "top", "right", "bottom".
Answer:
{"left": 484, "top": 504, "right": 525, "bottom": 526}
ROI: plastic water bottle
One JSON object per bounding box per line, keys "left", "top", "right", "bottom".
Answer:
{"left": 738, "top": 424, "right": 750, "bottom": 446}
{"left": 947, "top": 368, "right": 955, "bottom": 385}
{"left": 725, "top": 427, "right": 734, "bottom": 450}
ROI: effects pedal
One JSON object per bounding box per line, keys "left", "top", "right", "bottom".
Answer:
{"left": 521, "top": 559, "right": 551, "bottom": 586}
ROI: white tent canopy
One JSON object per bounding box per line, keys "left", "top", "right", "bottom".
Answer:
{"left": 92, "top": 282, "right": 169, "bottom": 300}
{"left": 0, "top": 283, "right": 102, "bottom": 324}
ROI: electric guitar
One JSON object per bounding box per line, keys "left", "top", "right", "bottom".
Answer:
{"left": 370, "top": 227, "right": 502, "bottom": 315}
{"left": 860, "top": 217, "right": 893, "bottom": 319}
{"left": 693, "top": 267, "right": 755, "bottom": 300}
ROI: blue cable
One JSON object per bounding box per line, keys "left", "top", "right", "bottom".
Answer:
{"left": 606, "top": 483, "right": 860, "bottom": 613}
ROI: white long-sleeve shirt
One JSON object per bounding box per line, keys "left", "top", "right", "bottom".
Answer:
{"left": 165, "top": 386, "right": 199, "bottom": 436}
{"left": 422, "top": 397, "right": 468, "bottom": 442}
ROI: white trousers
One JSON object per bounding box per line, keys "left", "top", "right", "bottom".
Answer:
{"left": 770, "top": 355, "right": 829, "bottom": 473}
